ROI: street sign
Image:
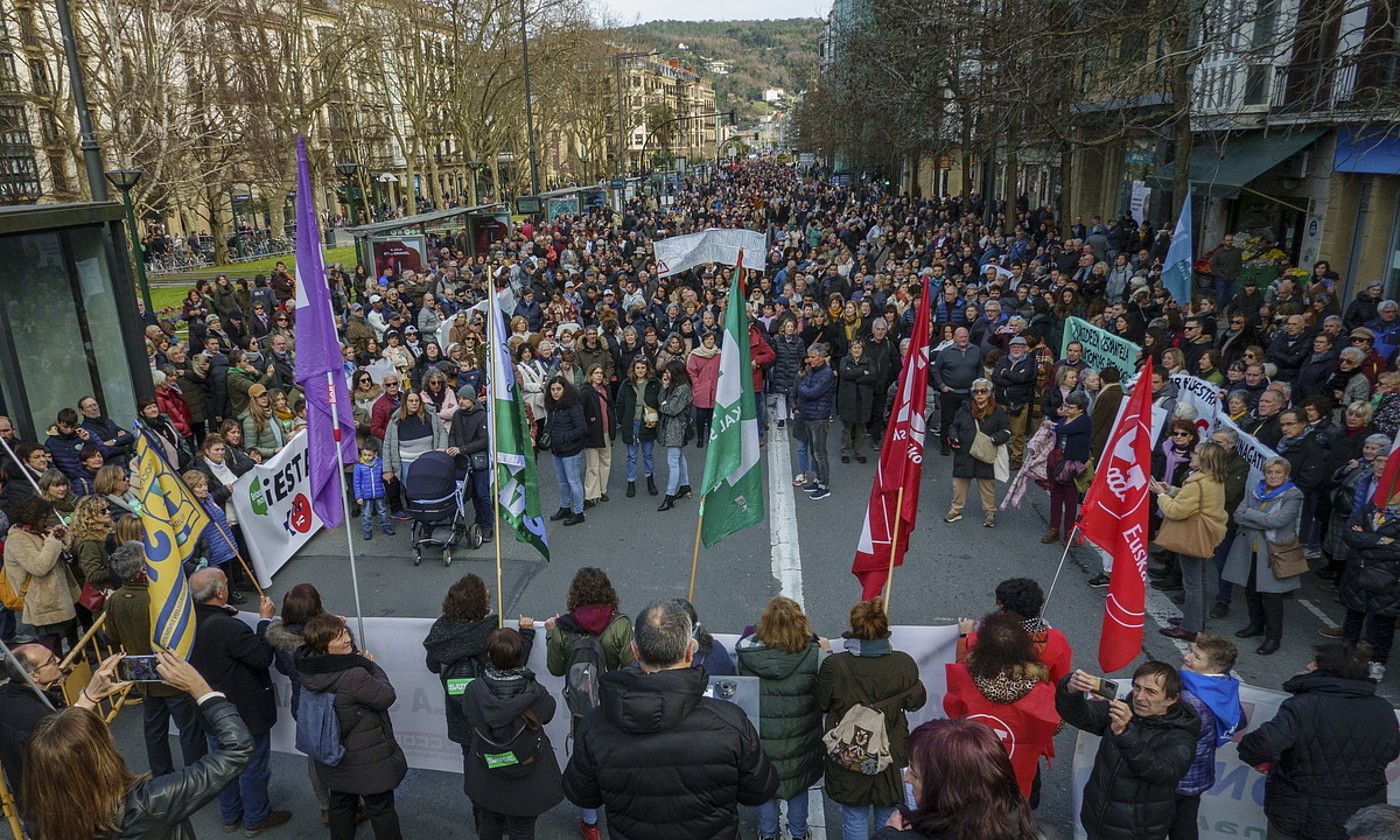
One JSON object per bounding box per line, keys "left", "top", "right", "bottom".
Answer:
{"left": 232, "top": 194, "right": 252, "bottom": 202}
{"left": 610, "top": 179, "right": 624, "bottom": 190}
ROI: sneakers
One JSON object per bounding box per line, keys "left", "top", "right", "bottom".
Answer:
{"left": 802, "top": 482, "right": 820, "bottom": 493}
{"left": 362, "top": 530, "right": 373, "bottom": 541}
{"left": 984, "top": 513, "right": 996, "bottom": 528}
{"left": 390, "top": 511, "right": 411, "bottom": 521}
{"left": 1087, "top": 573, "right": 1111, "bottom": 588}
{"left": 382, "top": 524, "right": 395, "bottom": 536}
{"left": 1209, "top": 602, "right": 1230, "bottom": 619}
{"left": 791, "top": 474, "right": 808, "bottom": 487}
{"left": 1318, "top": 626, "right": 1344, "bottom": 638}
{"left": 810, "top": 486, "right": 831, "bottom": 500}
{"left": 944, "top": 511, "right": 963, "bottom": 523}
{"left": 243, "top": 810, "right": 293, "bottom": 837}
{"left": 579, "top": 820, "right": 602, "bottom": 840}
{"left": 1369, "top": 661, "right": 1386, "bottom": 682}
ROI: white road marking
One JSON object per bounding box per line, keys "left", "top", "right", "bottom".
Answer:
{"left": 765, "top": 423, "right": 824, "bottom": 838}
{"left": 767, "top": 423, "right": 805, "bottom": 606}
{"left": 1297, "top": 597, "right": 1339, "bottom": 628}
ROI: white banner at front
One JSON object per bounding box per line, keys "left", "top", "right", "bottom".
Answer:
{"left": 230, "top": 432, "right": 324, "bottom": 587}
{"left": 1071, "top": 682, "right": 1400, "bottom": 839}
{"left": 247, "top": 616, "right": 958, "bottom": 776}
{"left": 653, "top": 228, "right": 768, "bottom": 277}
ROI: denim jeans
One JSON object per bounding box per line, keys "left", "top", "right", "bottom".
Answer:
{"left": 756, "top": 388, "right": 768, "bottom": 437}
{"left": 210, "top": 730, "right": 272, "bottom": 826}
{"left": 361, "top": 497, "right": 391, "bottom": 537}
{"left": 757, "top": 791, "right": 810, "bottom": 838}
{"left": 143, "top": 692, "right": 207, "bottom": 777}
{"left": 665, "top": 446, "right": 690, "bottom": 495}
{"left": 553, "top": 452, "right": 585, "bottom": 513}
{"left": 580, "top": 807, "right": 600, "bottom": 826}
{"left": 840, "top": 803, "right": 897, "bottom": 840}
{"left": 469, "top": 466, "right": 492, "bottom": 529}
{"left": 802, "top": 418, "right": 831, "bottom": 486}
{"left": 625, "top": 420, "right": 654, "bottom": 480}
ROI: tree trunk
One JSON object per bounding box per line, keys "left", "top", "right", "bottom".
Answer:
{"left": 1059, "top": 140, "right": 1074, "bottom": 225}
{"left": 1168, "top": 0, "right": 1193, "bottom": 218}
{"left": 209, "top": 186, "right": 228, "bottom": 264}
{"left": 426, "top": 154, "right": 443, "bottom": 209}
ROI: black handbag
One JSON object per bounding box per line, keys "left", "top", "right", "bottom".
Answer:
{"left": 536, "top": 431, "right": 552, "bottom": 452}
{"left": 1356, "top": 560, "right": 1399, "bottom": 594}
{"left": 469, "top": 452, "right": 490, "bottom": 472}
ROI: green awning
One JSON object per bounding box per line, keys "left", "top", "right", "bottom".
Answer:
{"left": 1152, "top": 129, "right": 1326, "bottom": 198}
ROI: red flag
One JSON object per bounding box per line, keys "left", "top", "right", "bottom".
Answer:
{"left": 852, "top": 276, "right": 931, "bottom": 599}
{"left": 1080, "top": 358, "right": 1155, "bottom": 673}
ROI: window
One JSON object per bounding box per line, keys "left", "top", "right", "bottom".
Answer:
{"left": 0, "top": 53, "right": 17, "bottom": 93}
{"left": 28, "top": 59, "right": 48, "bottom": 95}
{"left": 18, "top": 7, "right": 38, "bottom": 46}
{"left": 38, "top": 108, "right": 59, "bottom": 144}
{"left": 46, "top": 152, "right": 67, "bottom": 191}
{"left": 0, "top": 104, "right": 30, "bottom": 146}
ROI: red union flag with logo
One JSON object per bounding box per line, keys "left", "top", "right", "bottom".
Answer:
{"left": 852, "top": 275, "right": 931, "bottom": 599}
{"left": 1080, "top": 358, "right": 1154, "bottom": 672}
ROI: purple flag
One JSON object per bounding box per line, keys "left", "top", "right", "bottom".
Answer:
{"left": 292, "top": 135, "right": 355, "bottom": 529}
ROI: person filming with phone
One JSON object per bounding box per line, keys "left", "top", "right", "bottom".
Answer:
{"left": 1056, "top": 662, "right": 1201, "bottom": 840}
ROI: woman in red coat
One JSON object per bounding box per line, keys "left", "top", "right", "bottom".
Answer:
{"left": 685, "top": 330, "right": 721, "bottom": 446}
{"left": 943, "top": 612, "right": 1059, "bottom": 802}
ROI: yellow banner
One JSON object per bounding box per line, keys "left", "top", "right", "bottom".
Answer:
{"left": 133, "top": 433, "right": 208, "bottom": 657}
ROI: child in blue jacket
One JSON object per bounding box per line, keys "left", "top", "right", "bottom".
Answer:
{"left": 353, "top": 446, "right": 394, "bottom": 539}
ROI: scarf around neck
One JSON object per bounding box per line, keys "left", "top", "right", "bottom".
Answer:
{"left": 843, "top": 637, "right": 892, "bottom": 657}
{"left": 1254, "top": 479, "right": 1296, "bottom": 502}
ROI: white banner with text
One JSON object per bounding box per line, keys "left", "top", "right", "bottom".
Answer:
{"left": 230, "top": 432, "right": 324, "bottom": 587}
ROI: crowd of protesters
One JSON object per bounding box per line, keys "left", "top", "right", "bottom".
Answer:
{"left": 4, "top": 158, "right": 1400, "bottom": 839}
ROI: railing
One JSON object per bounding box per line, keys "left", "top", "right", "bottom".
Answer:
{"left": 1271, "top": 51, "right": 1400, "bottom": 114}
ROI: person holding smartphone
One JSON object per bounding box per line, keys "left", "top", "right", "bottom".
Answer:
{"left": 1056, "top": 663, "right": 1200, "bottom": 840}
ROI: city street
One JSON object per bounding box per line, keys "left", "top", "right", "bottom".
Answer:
{"left": 111, "top": 422, "right": 1373, "bottom": 839}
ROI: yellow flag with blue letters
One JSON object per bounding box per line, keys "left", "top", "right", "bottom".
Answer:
{"left": 132, "top": 431, "right": 207, "bottom": 657}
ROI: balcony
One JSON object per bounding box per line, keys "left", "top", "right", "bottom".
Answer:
{"left": 1271, "top": 51, "right": 1400, "bottom": 116}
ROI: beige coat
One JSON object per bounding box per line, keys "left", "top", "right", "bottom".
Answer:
{"left": 1156, "top": 472, "right": 1229, "bottom": 557}
{"left": 3, "top": 530, "right": 79, "bottom": 627}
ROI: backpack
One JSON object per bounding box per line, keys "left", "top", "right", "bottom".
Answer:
{"left": 562, "top": 629, "right": 609, "bottom": 720}
{"left": 471, "top": 709, "right": 544, "bottom": 780}
{"left": 440, "top": 653, "right": 485, "bottom": 706}
{"left": 821, "top": 654, "right": 909, "bottom": 776}
{"left": 295, "top": 689, "right": 347, "bottom": 766}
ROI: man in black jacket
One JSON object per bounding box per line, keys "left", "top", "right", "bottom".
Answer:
{"left": 1057, "top": 662, "right": 1200, "bottom": 840}
{"left": 991, "top": 336, "right": 1037, "bottom": 468}
{"left": 187, "top": 567, "right": 292, "bottom": 835}
{"left": 562, "top": 599, "right": 778, "bottom": 840}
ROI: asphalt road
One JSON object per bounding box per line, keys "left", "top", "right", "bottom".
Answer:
{"left": 109, "top": 425, "right": 1387, "bottom": 839}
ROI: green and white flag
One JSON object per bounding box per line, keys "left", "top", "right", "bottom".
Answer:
{"left": 699, "top": 265, "right": 765, "bottom": 547}
{"left": 488, "top": 290, "right": 550, "bottom": 560}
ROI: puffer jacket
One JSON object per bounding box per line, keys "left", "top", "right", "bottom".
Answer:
{"left": 735, "top": 636, "right": 824, "bottom": 800}
{"left": 265, "top": 620, "right": 309, "bottom": 717}
{"left": 422, "top": 614, "right": 498, "bottom": 744}
{"left": 295, "top": 649, "right": 408, "bottom": 796}
{"left": 1056, "top": 675, "right": 1200, "bottom": 840}
{"left": 794, "top": 363, "right": 836, "bottom": 420}
{"left": 769, "top": 333, "right": 806, "bottom": 394}
{"left": 1342, "top": 501, "right": 1400, "bottom": 617}
{"left": 560, "top": 665, "right": 778, "bottom": 840}
{"left": 116, "top": 695, "right": 253, "bottom": 839}
{"left": 1238, "top": 672, "right": 1400, "bottom": 840}
{"left": 543, "top": 401, "right": 588, "bottom": 458}
{"left": 462, "top": 665, "right": 562, "bottom": 816}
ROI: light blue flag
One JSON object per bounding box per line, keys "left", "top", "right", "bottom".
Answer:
{"left": 1162, "top": 191, "right": 1194, "bottom": 306}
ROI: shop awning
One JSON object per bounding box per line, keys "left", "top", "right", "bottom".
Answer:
{"left": 1335, "top": 127, "right": 1400, "bottom": 175}
{"left": 1153, "top": 129, "right": 1326, "bottom": 198}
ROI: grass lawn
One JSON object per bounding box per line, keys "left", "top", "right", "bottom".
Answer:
{"left": 148, "top": 245, "right": 357, "bottom": 314}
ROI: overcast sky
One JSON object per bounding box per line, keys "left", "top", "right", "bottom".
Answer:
{"left": 602, "top": 0, "right": 826, "bottom": 24}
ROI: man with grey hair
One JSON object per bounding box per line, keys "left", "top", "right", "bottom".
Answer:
{"left": 187, "top": 567, "right": 290, "bottom": 834}
{"left": 932, "top": 326, "right": 984, "bottom": 455}
{"left": 793, "top": 341, "right": 837, "bottom": 500}
{"left": 562, "top": 599, "right": 777, "bottom": 840}
{"left": 102, "top": 541, "right": 207, "bottom": 776}
{"left": 1366, "top": 300, "right": 1400, "bottom": 360}
{"left": 1347, "top": 804, "right": 1400, "bottom": 840}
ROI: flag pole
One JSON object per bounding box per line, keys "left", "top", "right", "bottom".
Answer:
{"left": 0, "top": 433, "right": 43, "bottom": 495}
{"left": 687, "top": 499, "right": 705, "bottom": 602}
{"left": 881, "top": 485, "right": 906, "bottom": 609}
{"left": 326, "top": 370, "right": 367, "bottom": 645}
{"left": 486, "top": 285, "right": 505, "bottom": 628}
{"left": 1039, "top": 524, "right": 1080, "bottom": 624}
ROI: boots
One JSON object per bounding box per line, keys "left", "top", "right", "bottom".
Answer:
{"left": 646, "top": 475, "right": 659, "bottom": 496}
{"left": 563, "top": 512, "right": 586, "bottom": 526}
{"left": 549, "top": 507, "right": 570, "bottom": 522}
{"left": 677, "top": 484, "right": 691, "bottom": 498}
{"left": 1040, "top": 529, "right": 1060, "bottom": 544}
{"left": 657, "top": 495, "right": 675, "bottom": 512}
{"left": 626, "top": 481, "right": 636, "bottom": 498}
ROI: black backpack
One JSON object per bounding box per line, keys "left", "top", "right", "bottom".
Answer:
{"left": 562, "top": 630, "right": 609, "bottom": 720}
{"left": 440, "top": 653, "right": 486, "bottom": 706}
{"left": 471, "top": 709, "right": 544, "bottom": 780}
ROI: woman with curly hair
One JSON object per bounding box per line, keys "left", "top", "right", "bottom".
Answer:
{"left": 542, "top": 566, "right": 634, "bottom": 837}
{"left": 942, "top": 612, "right": 1058, "bottom": 802}
{"left": 68, "top": 494, "right": 116, "bottom": 591}
{"left": 2, "top": 495, "right": 80, "bottom": 654}
{"left": 422, "top": 574, "right": 499, "bottom": 765}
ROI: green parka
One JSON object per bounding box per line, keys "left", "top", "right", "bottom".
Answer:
{"left": 735, "top": 636, "right": 825, "bottom": 799}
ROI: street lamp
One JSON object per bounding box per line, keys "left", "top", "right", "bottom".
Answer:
{"left": 467, "top": 159, "right": 484, "bottom": 205}
{"left": 336, "top": 160, "right": 362, "bottom": 269}
{"left": 104, "top": 167, "right": 152, "bottom": 316}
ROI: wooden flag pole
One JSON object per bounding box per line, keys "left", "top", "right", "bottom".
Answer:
{"left": 881, "top": 485, "right": 906, "bottom": 610}
{"left": 687, "top": 499, "right": 705, "bottom": 602}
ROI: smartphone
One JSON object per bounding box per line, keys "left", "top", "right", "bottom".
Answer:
{"left": 1086, "top": 675, "right": 1120, "bottom": 701}
{"left": 117, "top": 655, "right": 163, "bottom": 683}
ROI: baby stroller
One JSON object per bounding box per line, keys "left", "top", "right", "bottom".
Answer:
{"left": 402, "top": 450, "right": 483, "bottom": 566}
